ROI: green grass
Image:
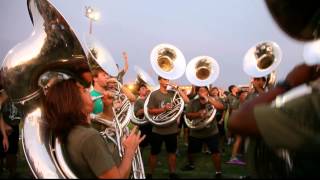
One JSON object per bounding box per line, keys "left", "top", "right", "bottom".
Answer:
{"left": 0, "top": 130, "right": 247, "bottom": 179}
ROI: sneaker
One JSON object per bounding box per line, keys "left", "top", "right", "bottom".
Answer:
{"left": 181, "top": 164, "right": 195, "bottom": 171}
{"left": 169, "top": 173, "right": 180, "bottom": 179}
{"left": 226, "top": 158, "right": 246, "bottom": 166}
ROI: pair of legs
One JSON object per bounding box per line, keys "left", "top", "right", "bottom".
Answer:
{"left": 184, "top": 135, "right": 222, "bottom": 174}
{"left": 226, "top": 135, "right": 246, "bottom": 165}
{"left": 147, "top": 132, "right": 178, "bottom": 176}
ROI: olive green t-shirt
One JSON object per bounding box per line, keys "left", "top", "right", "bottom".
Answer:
{"left": 227, "top": 94, "right": 240, "bottom": 111}
{"left": 67, "top": 125, "right": 121, "bottom": 178}
{"left": 249, "top": 89, "right": 320, "bottom": 177}
{"left": 147, "top": 89, "right": 179, "bottom": 135}
{"left": 186, "top": 98, "right": 219, "bottom": 139}
{"left": 134, "top": 97, "right": 145, "bottom": 119}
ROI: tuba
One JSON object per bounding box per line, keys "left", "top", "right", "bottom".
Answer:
{"left": 243, "top": 41, "right": 282, "bottom": 90}
{"left": 144, "top": 43, "right": 186, "bottom": 127}
{"left": 130, "top": 66, "right": 156, "bottom": 125}
{"left": 84, "top": 35, "right": 145, "bottom": 179}
{"left": 0, "top": 0, "right": 90, "bottom": 178}
{"left": 184, "top": 56, "right": 219, "bottom": 129}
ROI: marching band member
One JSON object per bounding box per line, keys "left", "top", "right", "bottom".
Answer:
{"left": 43, "top": 78, "right": 145, "bottom": 179}
{"left": 228, "top": 1, "right": 320, "bottom": 177}
{"left": 146, "top": 76, "right": 189, "bottom": 179}
{"left": 133, "top": 84, "right": 153, "bottom": 152}
{"left": 181, "top": 86, "right": 225, "bottom": 178}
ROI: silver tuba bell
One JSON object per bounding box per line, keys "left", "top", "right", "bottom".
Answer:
{"left": 84, "top": 35, "right": 145, "bottom": 179}
{"left": 130, "top": 65, "right": 156, "bottom": 125}
{"left": 0, "top": 0, "right": 90, "bottom": 178}
{"left": 184, "top": 56, "right": 219, "bottom": 129}
{"left": 243, "top": 41, "right": 282, "bottom": 89}
{"left": 144, "top": 43, "right": 186, "bottom": 126}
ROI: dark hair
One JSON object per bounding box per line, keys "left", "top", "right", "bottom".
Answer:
{"left": 139, "top": 84, "right": 147, "bottom": 90}
{"left": 158, "top": 76, "right": 168, "bottom": 81}
{"left": 265, "top": 0, "right": 320, "bottom": 41}
{"left": 253, "top": 77, "right": 267, "bottom": 82}
{"left": 197, "top": 86, "right": 209, "bottom": 93}
{"left": 211, "top": 86, "right": 219, "bottom": 91}
{"left": 43, "top": 79, "right": 88, "bottom": 143}
{"left": 228, "top": 85, "right": 236, "bottom": 92}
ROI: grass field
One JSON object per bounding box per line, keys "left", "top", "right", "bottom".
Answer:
{"left": 0, "top": 131, "right": 248, "bottom": 179}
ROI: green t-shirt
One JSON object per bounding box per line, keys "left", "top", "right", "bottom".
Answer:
{"left": 227, "top": 94, "right": 240, "bottom": 111}
{"left": 90, "top": 89, "right": 103, "bottom": 114}
{"left": 134, "top": 97, "right": 145, "bottom": 119}
{"left": 67, "top": 125, "right": 121, "bottom": 178}
{"left": 186, "top": 98, "right": 219, "bottom": 138}
{"left": 147, "top": 89, "right": 179, "bottom": 135}
{"left": 248, "top": 89, "right": 320, "bottom": 177}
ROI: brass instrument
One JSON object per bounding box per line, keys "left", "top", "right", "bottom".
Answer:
{"left": 184, "top": 56, "right": 219, "bottom": 129}
{"left": 130, "top": 66, "right": 156, "bottom": 125}
{"left": 85, "top": 35, "right": 145, "bottom": 179}
{"left": 243, "top": 41, "right": 282, "bottom": 89}
{"left": 144, "top": 43, "right": 186, "bottom": 126}
{"left": 0, "top": 0, "right": 90, "bottom": 178}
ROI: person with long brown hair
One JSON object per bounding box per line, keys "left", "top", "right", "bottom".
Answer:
{"left": 43, "top": 78, "right": 145, "bottom": 179}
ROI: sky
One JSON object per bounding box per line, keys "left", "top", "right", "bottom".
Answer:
{"left": 0, "top": 0, "right": 306, "bottom": 89}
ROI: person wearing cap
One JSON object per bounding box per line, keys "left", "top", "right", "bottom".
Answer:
{"left": 181, "top": 86, "right": 225, "bottom": 178}
{"left": 228, "top": 1, "right": 320, "bottom": 178}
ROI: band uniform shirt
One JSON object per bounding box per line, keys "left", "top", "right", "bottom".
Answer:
{"left": 186, "top": 98, "right": 220, "bottom": 139}
{"left": 1, "top": 100, "right": 23, "bottom": 127}
{"left": 251, "top": 87, "right": 320, "bottom": 177}
{"left": 67, "top": 125, "right": 121, "bottom": 178}
{"left": 147, "top": 89, "right": 179, "bottom": 135}
{"left": 90, "top": 89, "right": 103, "bottom": 114}
{"left": 226, "top": 94, "right": 240, "bottom": 113}
{"left": 134, "top": 97, "right": 146, "bottom": 119}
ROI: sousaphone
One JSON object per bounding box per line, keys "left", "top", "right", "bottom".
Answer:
{"left": 184, "top": 56, "right": 219, "bottom": 130}
{"left": 0, "top": 0, "right": 89, "bottom": 178}
{"left": 84, "top": 35, "right": 145, "bottom": 179}
{"left": 130, "top": 66, "right": 156, "bottom": 125}
{"left": 144, "top": 43, "right": 186, "bottom": 126}
{"left": 243, "top": 41, "right": 282, "bottom": 89}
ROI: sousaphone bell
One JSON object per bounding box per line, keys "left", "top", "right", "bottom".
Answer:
{"left": 243, "top": 41, "right": 282, "bottom": 89}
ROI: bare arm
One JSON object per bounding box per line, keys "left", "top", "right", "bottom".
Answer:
{"left": 207, "top": 96, "right": 224, "bottom": 110}
{"left": 136, "top": 109, "right": 145, "bottom": 117}
{"left": 99, "top": 126, "right": 145, "bottom": 179}
{"left": 148, "top": 107, "right": 166, "bottom": 115}
{"left": 122, "top": 52, "right": 129, "bottom": 73}
{"left": 186, "top": 111, "right": 202, "bottom": 120}
{"left": 177, "top": 88, "right": 190, "bottom": 104}
{"left": 0, "top": 116, "right": 9, "bottom": 152}
{"left": 121, "top": 86, "right": 136, "bottom": 102}
{"left": 228, "top": 64, "right": 320, "bottom": 136}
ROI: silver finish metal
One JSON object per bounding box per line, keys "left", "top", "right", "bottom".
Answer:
{"left": 184, "top": 56, "right": 220, "bottom": 129}
{"left": 1, "top": 0, "right": 90, "bottom": 178}
{"left": 144, "top": 44, "right": 186, "bottom": 127}
{"left": 243, "top": 41, "right": 282, "bottom": 88}
{"left": 185, "top": 56, "right": 220, "bottom": 87}
{"left": 130, "top": 66, "right": 156, "bottom": 125}
{"left": 85, "top": 35, "right": 145, "bottom": 179}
